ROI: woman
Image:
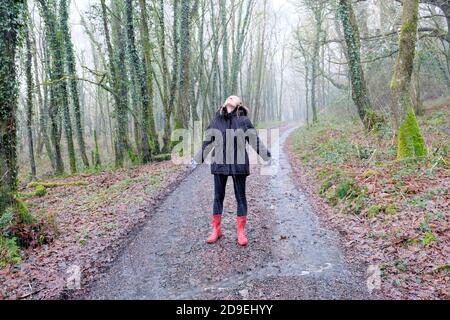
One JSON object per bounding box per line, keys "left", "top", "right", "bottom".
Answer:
{"left": 193, "top": 96, "right": 271, "bottom": 246}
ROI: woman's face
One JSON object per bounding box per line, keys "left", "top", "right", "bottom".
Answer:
{"left": 224, "top": 96, "right": 241, "bottom": 109}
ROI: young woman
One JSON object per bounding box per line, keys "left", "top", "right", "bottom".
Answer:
{"left": 193, "top": 96, "right": 271, "bottom": 246}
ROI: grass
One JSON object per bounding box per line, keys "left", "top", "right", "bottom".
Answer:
{"left": 289, "top": 103, "right": 449, "bottom": 218}
{"left": 289, "top": 102, "right": 449, "bottom": 298}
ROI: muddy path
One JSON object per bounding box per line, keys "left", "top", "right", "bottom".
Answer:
{"left": 86, "top": 123, "right": 370, "bottom": 300}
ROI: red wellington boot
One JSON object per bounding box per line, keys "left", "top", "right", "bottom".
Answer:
{"left": 236, "top": 216, "right": 248, "bottom": 246}
{"left": 207, "top": 214, "right": 223, "bottom": 244}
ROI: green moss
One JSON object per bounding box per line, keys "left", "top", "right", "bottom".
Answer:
{"left": 401, "top": 21, "right": 416, "bottom": 33}
{"left": 397, "top": 108, "right": 428, "bottom": 159}
{"left": 404, "top": 238, "right": 421, "bottom": 247}
{"left": 93, "top": 130, "right": 102, "bottom": 168}
{"left": 366, "top": 202, "right": 398, "bottom": 218}
{"left": 368, "top": 204, "right": 383, "bottom": 218}
{"left": 17, "top": 191, "right": 36, "bottom": 199}
{"left": 17, "top": 185, "right": 47, "bottom": 199}
{"left": 0, "top": 236, "right": 21, "bottom": 267}
{"left": 127, "top": 150, "right": 140, "bottom": 165}
{"left": 364, "top": 110, "right": 385, "bottom": 132}
{"left": 16, "top": 200, "right": 33, "bottom": 224}
{"left": 385, "top": 203, "right": 398, "bottom": 215}
{"left": 390, "top": 78, "right": 397, "bottom": 90}
{"left": 153, "top": 154, "right": 171, "bottom": 162}
{"left": 34, "top": 185, "right": 47, "bottom": 197}
{"left": 422, "top": 231, "right": 437, "bottom": 246}
{"left": 28, "top": 181, "right": 87, "bottom": 188}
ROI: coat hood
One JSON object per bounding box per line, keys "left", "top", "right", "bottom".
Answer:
{"left": 217, "top": 104, "right": 249, "bottom": 118}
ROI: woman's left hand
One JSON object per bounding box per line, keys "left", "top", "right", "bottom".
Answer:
{"left": 191, "top": 158, "right": 198, "bottom": 169}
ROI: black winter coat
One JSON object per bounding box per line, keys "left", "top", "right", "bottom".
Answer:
{"left": 194, "top": 105, "right": 271, "bottom": 176}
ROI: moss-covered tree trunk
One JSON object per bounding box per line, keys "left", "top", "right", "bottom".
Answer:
{"left": 310, "top": 6, "right": 322, "bottom": 124}
{"left": 390, "top": 0, "right": 427, "bottom": 159}
{"left": 111, "top": 0, "right": 133, "bottom": 165}
{"left": 100, "top": 0, "right": 131, "bottom": 167}
{"left": 176, "top": 0, "right": 192, "bottom": 129}
{"left": 38, "top": 0, "right": 65, "bottom": 174}
{"left": 189, "top": 0, "right": 199, "bottom": 123}
{"left": 252, "top": 0, "right": 267, "bottom": 124}
{"left": 159, "top": 0, "right": 174, "bottom": 153}
{"left": 0, "top": 0, "right": 25, "bottom": 213}
{"left": 126, "top": 0, "right": 152, "bottom": 163}
{"left": 39, "top": 0, "right": 77, "bottom": 174}
{"left": 138, "top": 0, "right": 160, "bottom": 153}
{"left": 100, "top": 0, "right": 121, "bottom": 166}
{"left": 220, "top": 0, "right": 229, "bottom": 98}
{"left": 60, "top": 0, "right": 89, "bottom": 168}
{"left": 336, "top": 0, "right": 375, "bottom": 130}
{"left": 93, "top": 129, "right": 101, "bottom": 169}
{"left": 159, "top": 0, "right": 180, "bottom": 153}
{"left": 25, "top": 9, "right": 37, "bottom": 179}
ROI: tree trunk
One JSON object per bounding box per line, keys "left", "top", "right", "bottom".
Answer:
{"left": 337, "top": 0, "right": 375, "bottom": 130}
{"left": 177, "top": 0, "right": 192, "bottom": 129}
{"left": 126, "top": 0, "right": 152, "bottom": 163}
{"left": 163, "top": 0, "right": 180, "bottom": 150}
{"left": 220, "top": 0, "right": 229, "bottom": 98}
{"left": 38, "top": 0, "right": 67, "bottom": 175}
{"left": 0, "top": 0, "right": 25, "bottom": 213}
{"left": 25, "top": 11, "right": 37, "bottom": 179}
{"left": 60, "top": 0, "right": 89, "bottom": 167}
{"left": 100, "top": 0, "right": 131, "bottom": 167}
{"left": 390, "top": 0, "right": 427, "bottom": 159}
{"left": 310, "top": 8, "right": 322, "bottom": 124}
{"left": 138, "top": 0, "right": 159, "bottom": 153}
{"left": 158, "top": 0, "right": 172, "bottom": 153}
{"left": 229, "top": 0, "right": 254, "bottom": 94}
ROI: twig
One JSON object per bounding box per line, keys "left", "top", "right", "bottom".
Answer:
{"left": 19, "top": 288, "right": 44, "bottom": 299}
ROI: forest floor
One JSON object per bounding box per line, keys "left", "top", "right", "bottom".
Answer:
{"left": 287, "top": 102, "right": 449, "bottom": 299}
{"left": 0, "top": 161, "right": 191, "bottom": 299}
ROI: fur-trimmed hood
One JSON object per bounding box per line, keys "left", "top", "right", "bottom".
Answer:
{"left": 217, "top": 104, "right": 249, "bottom": 117}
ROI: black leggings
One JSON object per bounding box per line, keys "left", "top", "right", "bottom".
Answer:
{"left": 213, "top": 174, "right": 247, "bottom": 217}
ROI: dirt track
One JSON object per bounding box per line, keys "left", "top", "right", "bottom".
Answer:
{"left": 87, "top": 124, "right": 371, "bottom": 300}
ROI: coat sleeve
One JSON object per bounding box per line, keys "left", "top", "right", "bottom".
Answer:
{"left": 193, "top": 120, "right": 215, "bottom": 163}
{"left": 244, "top": 118, "right": 271, "bottom": 161}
